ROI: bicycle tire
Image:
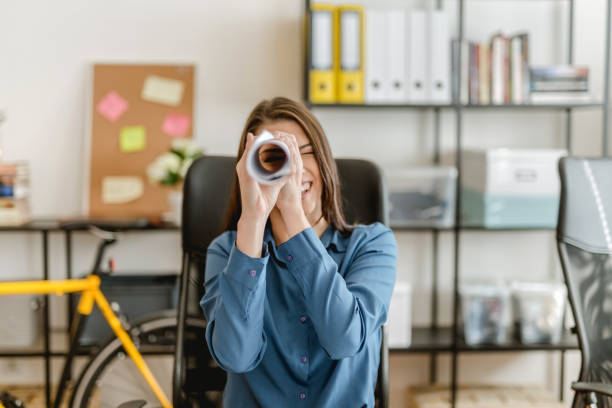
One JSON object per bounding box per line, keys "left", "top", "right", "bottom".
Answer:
{"left": 69, "top": 313, "right": 212, "bottom": 408}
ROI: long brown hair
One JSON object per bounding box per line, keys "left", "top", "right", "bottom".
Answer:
{"left": 222, "top": 97, "right": 352, "bottom": 234}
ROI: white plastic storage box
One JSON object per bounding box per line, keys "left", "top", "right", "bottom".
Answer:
{"left": 511, "top": 282, "right": 567, "bottom": 344}
{"left": 387, "top": 282, "right": 411, "bottom": 348}
{"left": 385, "top": 167, "right": 457, "bottom": 228}
{"left": 461, "top": 149, "right": 566, "bottom": 228}
{"left": 460, "top": 283, "right": 511, "bottom": 345}
{"left": 0, "top": 295, "right": 41, "bottom": 347}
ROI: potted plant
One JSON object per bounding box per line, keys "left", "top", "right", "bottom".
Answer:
{"left": 147, "top": 139, "right": 203, "bottom": 225}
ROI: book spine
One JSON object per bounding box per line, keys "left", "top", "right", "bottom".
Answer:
{"left": 469, "top": 43, "right": 479, "bottom": 104}
{"left": 503, "top": 37, "right": 510, "bottom": 103}
{"left": 479, "top": 43, "right": 490, "bottom": 104}
{"left": 460, "top": 41, "right": 469, "bottom": 104}
{"left": 452, "top": 39, "right": 460, "bottom": 103}
{"left": 491, "top": 35, "right": 505, "bottom": 105}
{"left": 511, "top": 37, "right": 522, "bottom": 104}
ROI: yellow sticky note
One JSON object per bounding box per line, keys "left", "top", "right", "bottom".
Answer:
{"left": 102, "top": 176, "right": 144, "bottom": 204}
{"left": 141, "top": 75, "right": 184, "bottom": 106}
{"left": 120, "top": 126, "right": 146, "bottom": 152}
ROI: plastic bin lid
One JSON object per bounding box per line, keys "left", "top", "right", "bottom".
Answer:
{"left": 511, "top": 281, "right": 567, "bottom": 295}
{"left": 460, "top": 282, "right": 510, "bottom": 296}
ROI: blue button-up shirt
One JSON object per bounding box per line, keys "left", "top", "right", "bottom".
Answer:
{"left": 200, "top": 222, "right": 397, "bottom": 407}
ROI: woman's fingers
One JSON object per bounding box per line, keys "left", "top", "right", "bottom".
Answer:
{"left": 273, "top": 132, "right": 301, "bottom": 176}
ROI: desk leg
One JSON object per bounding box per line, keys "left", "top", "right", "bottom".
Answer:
{"left": 65, "top": 231, "right": 73, "bottom": 355}
{"left": 42, "top": 230, "right": 51, "bottom": 407}
{"left": 559, "top": 350, "right": 566, "bottom": 402}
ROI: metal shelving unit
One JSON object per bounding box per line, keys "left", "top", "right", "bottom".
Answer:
{"left": 308, "top": 103, "right": 606, "bottom": 110}
{"left": 391, "top": 327, "right": 578, "bottom": 354}
{"left": 304, "top": 0, "right": 612, "bottom": 406}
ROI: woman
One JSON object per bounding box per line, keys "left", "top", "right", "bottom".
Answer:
{"left": 200, "top": 97, "right": 397, "bottom": 407}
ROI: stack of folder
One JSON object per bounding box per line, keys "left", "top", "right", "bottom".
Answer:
{"left": 307, "top": 4, "right": 451, "bottom": 105}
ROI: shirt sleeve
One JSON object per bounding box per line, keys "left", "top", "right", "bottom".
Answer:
{"left": 276, "top": 223, "right": 397, "bottom": 359}
{"left": 200, "top": 233, "right": 269, "bottom": 373}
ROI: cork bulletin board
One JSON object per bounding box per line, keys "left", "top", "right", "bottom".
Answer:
{"left": 87, "top": 63, "right": 195, "bottom": 218}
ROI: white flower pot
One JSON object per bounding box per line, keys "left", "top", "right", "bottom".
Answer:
{"left": 168, "top": 190, "right": 183, "bottom": 226}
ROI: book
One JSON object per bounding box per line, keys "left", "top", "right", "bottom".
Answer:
{"left": 478, "top": 43, "right": 490, "bottom": 104}
{"left": 529, "top": 65, "right": 589, "bottom": 95}
{"left": 469, "top": 42, "right": 479, "bottom": 104}
{"left": 529, "top": 91, "right": 592, "bottom": 104}
{"left": 530, "top": 65, "right": 589, "bottom": 80}
{"left": 490, "top": 33, "right": 508, "bottom": 104}
{"left": 510, "top": 33, "right": 528, "bottom": 104}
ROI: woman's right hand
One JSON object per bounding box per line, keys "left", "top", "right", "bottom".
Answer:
{"left": 236, "top": 132, "right": 284, "bottom": 225}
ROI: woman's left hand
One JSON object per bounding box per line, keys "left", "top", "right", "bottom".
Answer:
{"left": 274, "top": 131, "right": 304, "bottom": 216}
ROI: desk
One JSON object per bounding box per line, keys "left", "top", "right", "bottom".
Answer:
{"left": 0, "top": 218, "right": 179, "bottom": 407}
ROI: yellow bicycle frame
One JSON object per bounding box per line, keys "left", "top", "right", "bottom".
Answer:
{"left": 0, "top": 276, "right": 172, "bottom": 408}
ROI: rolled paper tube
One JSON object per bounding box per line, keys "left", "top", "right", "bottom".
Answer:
{"left": 246, "top": 130, "right": 292, "bottom": 185}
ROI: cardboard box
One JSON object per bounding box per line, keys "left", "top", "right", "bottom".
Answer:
{"left": 462, "top": 149, "right": 567, "bottom": 195}
{"left": 460, "top": 149, "right": 566, "bottom": 228}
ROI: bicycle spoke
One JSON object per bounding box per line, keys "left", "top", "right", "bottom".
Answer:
{"left": 92, "top": 355, "right": 173, "bottom": 407}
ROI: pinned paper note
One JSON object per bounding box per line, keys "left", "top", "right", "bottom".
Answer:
{"left": 162, "top": 113, "right": 191, "bottom": 138}
{"left": 141, "top": 75, "right": 184, "bottom": 106}
{"left": 120, "top": 126, "right": 146, "bottom": 152}
{"left": 97, "top": 91, "right": 128, "bottom": 122}
{"left": 102, "top": 176, "right": 144, "bottom": 204}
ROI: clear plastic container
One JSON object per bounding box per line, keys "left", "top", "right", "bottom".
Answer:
{"left": 385, "top": 167, "right": 457, "bottom": 228}
{"left": 0, "top": 161, "right": 30, "bottom": 225}
{"left": 460, "top": 283, "right": 511, "bottom": 345}
{"left": 511, "top": 282, "right": 567, "bottom": 344}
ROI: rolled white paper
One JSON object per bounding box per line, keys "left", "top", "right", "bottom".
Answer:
{"left": 246, "top": 130, "right": 292, "bottom": 185}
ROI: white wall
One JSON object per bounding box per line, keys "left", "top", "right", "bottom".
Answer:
{"left": 0, "top": 0, "right": 608, "bottom": 404}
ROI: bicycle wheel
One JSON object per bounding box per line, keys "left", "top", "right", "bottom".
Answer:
{"left": 69, "top": 313, "right": 216, "bottom": 408}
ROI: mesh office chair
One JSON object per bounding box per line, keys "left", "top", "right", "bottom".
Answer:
{"left": 557, "top": 157, "right": 612, "bottom": 408}
{"left": 173, "top": 155, "right": 390, "bottom": 408}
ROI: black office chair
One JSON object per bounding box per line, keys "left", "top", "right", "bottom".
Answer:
{"left": 173, "top": 155, "right": 390, "bottom": 408}
{"left": 557, "top": 157, "right": 612, "bottom": 408}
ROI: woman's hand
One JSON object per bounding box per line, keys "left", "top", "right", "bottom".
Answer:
{"left": 273, "top": 132, "right": 310, "bottom": 238}
{"left": 237, "top": 132, "right": 285, "bottom": 222}
{"left": 236, "top": 132, "right": 284, "bottom": 257}
{"left": 274, "top": 132, "right": 304, "bottom": 215}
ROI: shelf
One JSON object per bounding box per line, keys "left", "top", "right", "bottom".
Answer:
{"left": 308, "top": 102, "right": 604, "bottom": 110}
{"left": 0, "top": 330, "right": 176, "bottom": 358}
{"left": 0, "top": 218, "right": 180, "bottom": 232}
{"left": 460, "top": 225, "right": 556, "bottom": 232}
{"left": 390, "top": 225, "right": 555, "bottom": 232}
{"left": 390, "top": 327, "right": 578, "bottom": 353}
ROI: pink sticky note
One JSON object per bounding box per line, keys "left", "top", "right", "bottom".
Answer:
{"left": 162, "top": 113, "right": 191, "bottom": 138}
{"left": 97, "top": 91, "right": 128, "bottom": 122}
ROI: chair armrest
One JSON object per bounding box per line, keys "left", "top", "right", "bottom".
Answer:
{"left": 572, "top": 382, "right": 612, "bottom": 398}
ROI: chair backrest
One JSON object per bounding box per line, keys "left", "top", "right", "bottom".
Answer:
{"left": 182, "top": 156, "right": 388, "bottom": 255}
{"left": 557, "top": 157, "right": 612, "bottom": 408}
{"left": 181, "top": 155, "right": 389, "bottom": 407}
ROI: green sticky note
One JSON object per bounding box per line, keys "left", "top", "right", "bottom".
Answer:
{"left": 120, "top": 126, "right": 146, "bottom": 152}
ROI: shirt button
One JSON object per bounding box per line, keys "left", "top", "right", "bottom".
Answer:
{"left": 286, "top": 255, "right": 293, "bottom": 262}
{"left": 299, "top": 392, "right": 306, "bottom": 400}
{"left": 300, "top": 316, "right": 307, "bottom": 323}
{"left": 248, "top": 269, "right": 256, "bottom": 277}
{"left": 301, "top": 356, "right": 308, "bottom": 363}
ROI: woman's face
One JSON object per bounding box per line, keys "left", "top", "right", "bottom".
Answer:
{"left": 257, "top": 119, "right": 323, "bottom": 225}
